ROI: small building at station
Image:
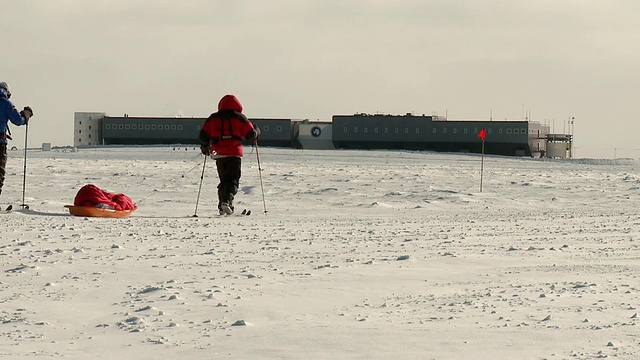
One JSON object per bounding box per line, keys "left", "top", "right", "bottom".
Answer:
{"left": 545, "top": 134, "right": 573, "bottom": 158}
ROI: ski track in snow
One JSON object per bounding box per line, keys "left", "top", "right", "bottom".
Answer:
{"left": 1, "top": 147, "right": 640, "bottom": 359}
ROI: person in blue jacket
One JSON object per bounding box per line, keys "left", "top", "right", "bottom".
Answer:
{"left": 0, "top": 82, "right": 33, "bottom": 196}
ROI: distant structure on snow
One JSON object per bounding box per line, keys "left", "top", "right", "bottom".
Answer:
{"left": 74, "top": 112, "right": 572, "bottom": 158}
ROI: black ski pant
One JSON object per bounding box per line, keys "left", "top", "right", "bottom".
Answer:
{"left": 0, "top": 144, "right": 6, "bottom": 195}
{"left": 216, "top": 156, "right": 242, "bottom": 208}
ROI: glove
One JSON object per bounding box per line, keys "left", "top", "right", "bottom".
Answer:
{"left": 248, "top": 127, "right": 260, "bottom": 143}
{"left": 20, "top": 106, "right": 33, "bottom": 124}
{"left": 200, "top": 145, "right": 210, "bottom": 156}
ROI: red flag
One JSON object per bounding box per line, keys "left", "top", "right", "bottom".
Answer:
{"left": 478, "top": 128, "right": 486, "bottom": 141}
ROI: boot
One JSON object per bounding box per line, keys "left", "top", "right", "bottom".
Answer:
{"left": 219, "top": 202, "right": 234, "bottom": 215}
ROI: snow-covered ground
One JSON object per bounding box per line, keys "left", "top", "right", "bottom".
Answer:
{"left": 1, "top": 146, "right": 639, "bottom": 359}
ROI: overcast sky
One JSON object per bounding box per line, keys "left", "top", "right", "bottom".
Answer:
{"left": 3, "top": 0, "right": 639, "bottom": 158}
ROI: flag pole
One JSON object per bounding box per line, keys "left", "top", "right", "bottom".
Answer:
{"left": 480, "top": 139, "right": 485, "bottom": 192}
{"left": 478, "top": 128, "right": 486, "bottom": 192}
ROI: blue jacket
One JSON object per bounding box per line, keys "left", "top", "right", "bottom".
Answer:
{"left": 0, "top": 88, "right": 26, "bottom": 144}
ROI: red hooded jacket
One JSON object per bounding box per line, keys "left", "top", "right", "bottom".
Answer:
{"left": 198, "top": 95, "right": 259, "bottom": 157}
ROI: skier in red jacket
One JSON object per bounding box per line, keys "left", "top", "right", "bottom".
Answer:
{"left": 198, "top": 94, "right": 260, "bottom": 215}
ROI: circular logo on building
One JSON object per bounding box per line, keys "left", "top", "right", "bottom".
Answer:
{"left": 311, "top": 126, "right": 322, "bottom": 137}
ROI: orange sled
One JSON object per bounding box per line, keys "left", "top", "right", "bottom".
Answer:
{"left": 64, "top": 205, "right": 137, "bottom": 218}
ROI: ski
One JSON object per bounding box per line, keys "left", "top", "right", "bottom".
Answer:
{"left": 217, "top": 208, "right": 252, "bottom": 217}
{"left": 191, "top": 209, "right": 251, "bottom": 218}
{"left": 1, "top": 204, "right": 27, "bottom": 213}
{"left": 219, "top": 208, "right": 251, "bottom": 217}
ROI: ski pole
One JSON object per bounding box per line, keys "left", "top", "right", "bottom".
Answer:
{"left": 192, "top": 156, "right": 207, "bottom": 217}
{"left": 20, "top": 123, "right": 29, "bottom": 210}
{"left": 254, "top": 141, "right": 267, "bottom": 215}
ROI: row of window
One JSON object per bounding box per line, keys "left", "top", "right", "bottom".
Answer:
{"left": 104, "top": 123, "right": 285, "bottom": 132}
{"left": 77, "top": 121, "right": 94, "bottom": 129}
{"left": 343, "top": 127, "right": 529, "bottom": 135}
{"left": 105, "top": 124, "right": 184, "bottom": 131}
{"left": 260, "top": 125, "right": 283, "bottom": 132}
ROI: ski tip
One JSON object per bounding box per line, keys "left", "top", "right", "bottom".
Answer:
{"left": 5, "top": 205, "right": 12, "bottom": 211}
{"left": 192, "top": 214, "right": 198, "bottom": 218}
{"left": 246, "top": 210, "right": 252, "bottom": 216}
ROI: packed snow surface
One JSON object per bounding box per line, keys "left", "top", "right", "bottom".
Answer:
{"left": 1, "top": 146, "right": 639, "bottom": 359}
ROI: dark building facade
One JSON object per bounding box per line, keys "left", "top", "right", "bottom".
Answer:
{"left": 98, "top": 116, "right": 294, "bottom": 148}
{"left": 333, "top": 114, "right": 548, "bottom": 157}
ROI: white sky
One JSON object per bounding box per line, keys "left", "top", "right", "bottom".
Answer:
{"left": 3, "top": 0, "right": 639, "bottom": 158}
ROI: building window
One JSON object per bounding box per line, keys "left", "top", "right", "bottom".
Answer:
{"left": 354, "top": 127, "right": 358, "bottom": 133}
{"left": 432, "top": 128, "right": 437, "bottom": 134}
{"left": 79, "top": 138, "right": 81, "bottom": 142}
{"left": 374, "top": 127, "right": 379, "bottom": 133}
{"left": 499, "top": 128, "right": 503, "bottom": 134}
{"left": 79, "top": 121, "right": 82, "bottom": 125}
{"left": 151, "top": 124, "right": 157, "bottom": 130}
{"left": 474, "top": 128, "right": 478, "bottom": 134}
{"left": 165, "top": 125, "right": 170, "bottom": 130}
{"left": 507, "top": 128, "right": 512, "bottom": 134}
{"left": 404, "top": 128, "right": 409, "bottom": 134}
{"left": 395, "top": 128, "right": 399, "bottom": 134}
{"left": 263, "top": 126, "right": 270, "bottom": 132}
{"left": 343, "top": 127, "right": 348, "bottom": 133}
{"left": 125, "top": 124, "right": 130, "bottom": 130}
{"left": 363, "top": 127, "right": 368, "bottom": 133}
{"left": 177, "top": 125, "right": 183, "bottom": 130}
{"left": 79, "top": 129, "right": 83, "bottom": 133}
{"left": 384, "top": 128, "right": 388, "bottom": 134}
{"left": 488, "top": 129, "right": 492, "bottom": 134}
{"left": 453, "top": 128, "right": 457, "bottom": 134}
{"left": 89, "top": 134, "right": 91, "bottom": 138}
{"left": 145, "top": 125, "right": 151, "bottom": 130}
{"left": 514, "top": 129, "right": 519, "bottom": 134}
{"left": 521, "top": 128, "right": 526, "bottom": 134}
{"left": 119, "top": 124, "right": 124, "bottom": 130}
{"left": 464, "top": 128, "right": 468, "bottom": 134}
{"left": 276, "top": 126, "right": 282, "bottom": 132}
{"left": 416, "top": 128, "right": 420, "bottom": 134}
{"left": 132, "top": 124, "right": 137, "bottom": 130}
{"left": 89, "top": 126, "right": 92, "bottom": 130}
{"left": 443, "top": 128, "right": 447, "bottom": 134}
